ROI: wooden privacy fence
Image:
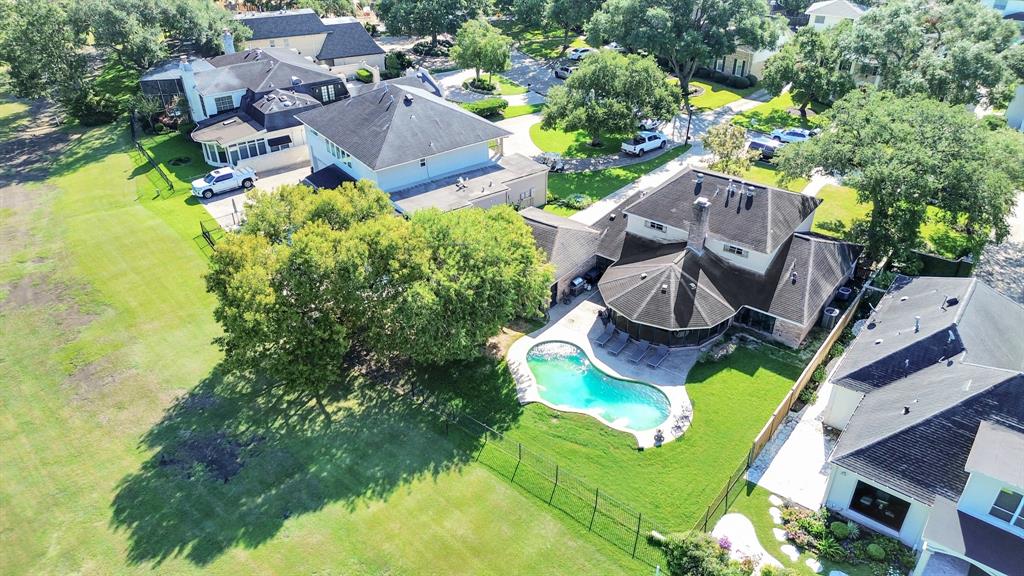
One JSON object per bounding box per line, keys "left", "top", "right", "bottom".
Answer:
{"left": 694, "top": 279, "right": 871, "bottom": 532}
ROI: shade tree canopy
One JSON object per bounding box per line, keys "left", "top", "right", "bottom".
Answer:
{"left": 376, "top": 0, "right": 489, "bottom": 46}
{"left": 542, "top": 50, "right": 681, "bottom": 146}
{"left": 762, "top": 23, "right": 855, "bottom": 118}
{"left": 450, "top": 19, "right": 513, "bottom": 81}
{"left": 586, "top": 0, "right": 783, "bottom": 98}
{"left": 778, "top": 90, "right": 1024, "bottom": 267}
{"left": 847, "top": 0, "right": 1020, "bottom": 107}
{"left": 545, "top": 0, "right": 603, "bottom": 53}
{"left": 207, "top": 182, "right": 552, "bottom": 397}
{"left": 703, "top": 123, "right": 758, "bottom": 176}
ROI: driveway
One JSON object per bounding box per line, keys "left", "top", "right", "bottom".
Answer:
{"left": 495, "top": 112, "right": 544, "bottom": 157}
{"left": 196, "top": 163, "right": 311, "bottom": 228}
{"left": 504, "top": 50, "right": 562, "bottom": 96}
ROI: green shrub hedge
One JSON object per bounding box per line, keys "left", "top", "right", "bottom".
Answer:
{"left": 461, "top": 97, "right": 508, "bottom": 118}
{"left": 355, "top": 68, "right": 374, "bottom": 83}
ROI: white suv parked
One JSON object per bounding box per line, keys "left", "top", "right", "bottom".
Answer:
{"left": 191, "top": 167, "right": 257, "bottom": 199}
{"left": 621, "top": 131, "right": 668, "bottom": 156}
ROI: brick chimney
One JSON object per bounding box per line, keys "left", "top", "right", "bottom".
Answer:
{"left": 222, "top": 28, "right": 235, "bottom": 55}
{"left": 687, "top": 197, "right": 711, "bottom": 255}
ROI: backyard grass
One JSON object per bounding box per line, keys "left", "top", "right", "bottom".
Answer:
{"left": 0, "top": 119, "right": 647, "bottom": 575}
{"left": 739, "top": 162, "right": 809, "bottom": 193}
{"left": 529, "top": 122, "right": 629, "bottom": 158}
{"left": 545, "top": 145, "right": 690, "bottom": 217}
{"left": 93, "top": 59, "right": 141, "bottom": 115}
{"left": 686, "top": 80, "right": 758, "bottom": 111}
{"left": 726, "top": 484, "right": 875, "bottom": 576}
{"left": 136, "top": 130, "right": 213, "bottom": 194}
{"left": 811, "top": 184, "right": 972, "bottom": 259}
{"left": 496, "top": 346, "right": 803, "bottom": 531}
{"left": 732, "top": 93, "right": 828, "bottom": 133}
{"left": 0, "top": 98, "right": 30, "bottom": 140}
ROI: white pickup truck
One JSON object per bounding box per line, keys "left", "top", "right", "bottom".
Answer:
{"left": 621, "top": 131, "right": 668, "bottom": 156}
{"left": 191, "top": 166, "right": 257, "bottom": 199}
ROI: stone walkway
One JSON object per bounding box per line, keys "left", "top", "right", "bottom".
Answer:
{"left": 746, "top": 382, "right": 839, "bottom": 510}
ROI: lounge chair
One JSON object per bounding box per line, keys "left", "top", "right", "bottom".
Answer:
{"left": 628, "top": 341, "right": 651, "bottom": 364}
{"left": 594, "top": 326, "right": 616, "bottom": 347}
{"left": 645, "top": 345, "right": 670, "bottom": 368}
{"left": 606, "top": 332, "right": 630, "bottom": 356}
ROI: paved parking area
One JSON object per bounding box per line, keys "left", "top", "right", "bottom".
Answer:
{"left": 196, "top": 164, "right": 311, "bottom": 227}
{"left": 504, "top": 50, "right": 562, "bottom": 95}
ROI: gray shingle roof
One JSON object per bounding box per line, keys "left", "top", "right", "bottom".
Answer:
{"left": 296, "top": 84, "right": 511, "bottom": 170}
{"left": 520, "top": 208, "right": 603, "bottom": 281}
{"left": 923, "top": 497, "right": 1024, "bottom": 576}
{"left": 624, "top": 169, "right": 820, "bottom": 254}
{"left": 195, "top": 51, "right": 338, "bottom": 95}
{"left": 317, "top": 22, "right": 385, "bottom": 60}
{"left": 234, "top": 9, "right": 326, "bottom": 40}
{"left": 965, "top": 421, "right": 1024, "bottom": 488}
{"left": 832, "top": 369, "right": 1024, "bottom": 504}
{"left": 597, "top": 232, "right": 859, "bottom": 331}
{"left": 829, "top": 275, "right": 1024, "bottom": 505}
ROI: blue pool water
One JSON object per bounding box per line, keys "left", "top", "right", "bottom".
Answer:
{"left": 526, "top": 342, "right": 671, "bottom": 431}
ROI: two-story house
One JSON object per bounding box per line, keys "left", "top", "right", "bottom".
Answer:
{"left": 820, "top": 275, "right": 1024, "bottom": 576}
{"left": 234, "top": 9, "right": 386, "bottom": 77}
{"left": 553, "top": 168, "right": 862, "bottom": 347}
{"left": 295, "top": 79, "right": 549, "bottom": 214}
{"left": 178, "top": 47, "right": 349, "bottom": 172}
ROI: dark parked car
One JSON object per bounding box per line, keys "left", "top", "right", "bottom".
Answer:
{"left": 748, "top": 137, "right": 784, "bottom": 160}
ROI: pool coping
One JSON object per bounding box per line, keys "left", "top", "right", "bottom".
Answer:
{"left": 507, "top": 298, "right": 694, "bottom": 448}
{"left": 523, "top": 340, "right": 673, "bottom": 435}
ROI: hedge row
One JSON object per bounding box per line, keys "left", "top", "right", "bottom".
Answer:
{"left": 693, "top": 66, "right": 759, "bottom": 90}
{"left": 461, "top": 97, "right": 508, "bottom": 118}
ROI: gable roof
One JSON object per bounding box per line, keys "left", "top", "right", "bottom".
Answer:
{"left": 624, "top": 169, "right": 821, "bottom": 254}
{"left": 829, "top": 275, "right": 1024, "bottom": 504}
{"left": 195, "top": 48, "right": 338, "bottom": 95}
{"left": 965, "top": 421, "right": 1024, "bottom": 488}
{"left": 520, "top": 208, "right": 603, "bottom": 281}
{"left": 234, "top": 9, "right": 327, "bottom": 40}
{"left": 924, "top": 497, "right": 1024, "bottom": 576}
{"left": 296, "top": 84, "right": 511, "bottom": 170}
{"left": 805, "top": 0, "right": 867, "bottom": 18}
{"left": 317, "top": 22, "right": 385, "bottom": 61}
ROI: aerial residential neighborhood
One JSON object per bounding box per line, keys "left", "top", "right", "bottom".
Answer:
{"left": 1, "top": 0, "right": 1022, "bottom": 575}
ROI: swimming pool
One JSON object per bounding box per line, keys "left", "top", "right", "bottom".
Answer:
{"left": 526, "top": 342, "right": 671, "bottom": 432}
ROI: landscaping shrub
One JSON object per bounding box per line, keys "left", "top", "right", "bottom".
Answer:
{"left": 866, "top": 543, "right": 886, "bottom": 561}
{"left": 364, "top": 22, "right": 379, "bottom": 36}
{"left": 664, "top": 531, "right": 732, "bottom": 576}
{"left": 694, "top": 66, "right": 712, "bottom": 79}
{"left": 798, "top": 386, "right": 817, "bottom": 405}
{"left": 711, "top": 70, "right": 729, "bottom": 83}
{"left": 461, "top": 97, "right": 508, "bottom": 118}
{"left": 830, "top": 521, "right": 851, "bottom": 540}
{"left": 153, "top": 123, "right": 167, "bottom": 134}
{"left": 812, "top": 365, "right": 827, "bottom": 384}
{"left": 385, "top": 50, "right": 414, "bottom": 74}
{"left": 827, "top": 342, "right": 846, "bottom": 362}
{"left": 465, "top": 77, "right": 496, "bottom": 92}
{"left": 816, "top": 536, "right": 847, "bottom": 562}
{"left": 412, "top": 41, "right": 449, "bottom": 56}
{"left": 355, "top": 68, "right": 374, "bottom": 83}
{"left": 63, "top": 87, "right": 120, "bottom": 126}
{"left": 728, "top": 75, "right": 751, "bottom": 89}
{"left": 760, "top": 566, "right": 796, "bottom": 576}
{"left": 745, "top": 74, "right": 759, "bottom": 87}
{"left": 845, "top": 520, "right": 860, "bottom": 540}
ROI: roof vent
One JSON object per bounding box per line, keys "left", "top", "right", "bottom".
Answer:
{"left": 404, "top": 94, "right": 414, "bottom": 104}
{"left": 902, "top": 406, "right": 910, "bottom": 415}
{"left": 608, "top": 213, "right": 616, "bottom": 221}
{"left": 689, "top": 282, "right": 697, "bottom": 290}
{"left": 694, "top": 174, "right": 704, "bottom": 184}
{"left": 291, "top": 76, "right": 302, "bottom": 86}
{"left": 661, "top": 284, "right": 668, "bottom": 294}
{"left": 914, "top": 316, "right": 920, "bottom": 333}
{"left": 745, "top": 186, "right": 755, "bottom": 198}
{"left": 900, "top": 296, "right": 908, "bottom": 302}
{"left": 640, "top": 273, "right": 647, "bottom": 280}
{"left": 944, "top": 296, "right": 959, "bottom": 308}
{"left": 221, "top": 118, "right": 237, "bottom": 125}
{"left": 790, "top": 271, "right": 799, "bottom": 284}
{"left": 874, "top": 338, "right": 883, "bottom": 345}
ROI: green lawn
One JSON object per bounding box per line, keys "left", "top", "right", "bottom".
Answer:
{"left": 811, "top": 184, "right": 972, "bottom": 259}
{"left": 726, "top": 484, "right": 874, "bottom": 576}
{"left": 494, "top": 23, "right": 590, "bottom": 60}
{"left": 502, "top": 103, "right": 545, "bottom": 119}
{"left": 0, "top": 98, "right": 30, "bottom": 141}
{"left": 0, "top": 119, "right": 646, "bottom": 575}
{"left": 498, "top": 347, "right": 802, "bottom": 530}
{"left": 93, "top": 59, "right": 141, "bottom": 115}
{"left": 546, "top": 145, "right": 690, "bottom": 217}
{"left": 494, "top": 75, "right": 528, "bottom": 95}
{"left": 686, "top": 80, "right": 758, "bottom": 111}
{"left": 739, "top": 162, "right": 809, "bottom": 193}
{"left": 530, "top": 122, "right": 630, "bottom": 158}
{"left": 136, "top": 130, "right": 213, "bottom": 195}
{"left": 732, "top": 93, "right": 828, "bottom": 132}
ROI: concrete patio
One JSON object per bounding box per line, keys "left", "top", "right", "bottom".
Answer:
{"left": 506, "top": 291, "right": 699, "bottom": 448}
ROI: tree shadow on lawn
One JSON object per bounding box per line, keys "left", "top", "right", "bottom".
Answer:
{"left": 110, "top": 356, "right": 523, "bottom": 568}
{"left": 141, "top": 132, "right": 213, "bottom": 187}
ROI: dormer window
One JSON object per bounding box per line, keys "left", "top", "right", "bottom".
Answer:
{"left": 645, "top": 220, "right": 665, "bottom": 232}
{"left": 989, "top": 488, "right": 1024, "bottom": 529}
{"left": 724, "top": 244, "right": 747, "bottom": 257}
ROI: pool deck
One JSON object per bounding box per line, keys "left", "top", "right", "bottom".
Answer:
{"left": 507, "top": 292, "right": 698, "bottom": 448}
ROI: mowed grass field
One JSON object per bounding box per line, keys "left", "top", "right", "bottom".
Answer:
{"left": 0, "top": 116, "right": 644, "bottom": 575}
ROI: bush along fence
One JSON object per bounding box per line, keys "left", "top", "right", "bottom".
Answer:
{"left": 128, "top": 113, "right": 175, "bottom": 197}
{"left": 412, "top": 393, "right": 668, "bottom": 569}
{"left": 693, "top": 273, "right": 878, "bottom": 533}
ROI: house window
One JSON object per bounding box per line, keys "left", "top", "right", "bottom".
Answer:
{"left": 419, "top": 158, "right": 427, "bottom": 167}
{"left": 228, "top": 138, "right": 268, "bottom": 164}
{"left": 814, "top": 15, "right": 826, "bottom": 24}
{"left": 724, "top": 244, "right": 747, "bottom": 257}
{"left": 269, "top": 39, "right": 276, "bottom": 47}
{"left": 645, "top": 220, "right": 666, "bottom": 232}
{"left": 714, "top": 58, "right": 725, "bottom": 72}
{"left": 736, "top": 307, "right": 776, "bottom": 334}
{"left": 732, "top": 59, "right": 746, "bottom": 76}
{"left": 322, "top": 84, "right": 337, "bottom": 103}
{"left": 324, "top": 138, "right": 352, "bottom": 167}
{"left": 214, "top": 95, "right": 234, "bottom": 114}
{"left": 849, "top": 481, "right": 912, "bottom": 532}
{"left": 989, "top": 488, "right": 1024, "bottom": 529}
